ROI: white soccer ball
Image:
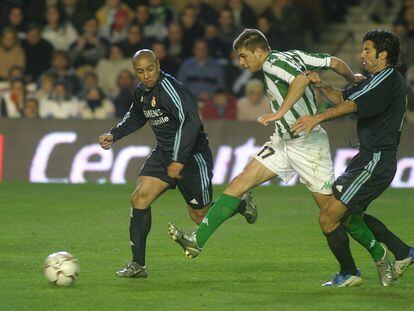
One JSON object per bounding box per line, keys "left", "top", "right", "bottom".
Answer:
{"left": 44, "top": 251, "right": 80, "bottom": 286}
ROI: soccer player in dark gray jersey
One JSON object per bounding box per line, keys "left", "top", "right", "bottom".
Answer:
{"left": 293, "top": 29, "right": 413, "bottom": 287}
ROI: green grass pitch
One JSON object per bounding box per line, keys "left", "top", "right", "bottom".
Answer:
{"left": 0, "top": 183, "right": 413, "bottom": 310}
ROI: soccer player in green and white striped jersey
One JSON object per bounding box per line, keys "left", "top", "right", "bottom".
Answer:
{"left": 168, "top": 29, "right": 363, "bottom": 262}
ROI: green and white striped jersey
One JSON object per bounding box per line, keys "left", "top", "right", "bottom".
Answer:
{"left": 262, "top": 50, "right": 331, "bottom": 139}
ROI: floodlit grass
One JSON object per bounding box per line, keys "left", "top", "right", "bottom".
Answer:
{"left": 0, "top": 183, "right": 413, "bottom": 310}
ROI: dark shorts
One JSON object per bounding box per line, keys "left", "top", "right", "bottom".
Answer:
{"left": 333, "top": 150, "right": 397, "bottom": 213}
{"left": 140, "top": 147, "right": 213, "bottom": 209}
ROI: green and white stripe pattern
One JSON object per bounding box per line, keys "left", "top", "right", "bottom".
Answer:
{"left": 341, "top": 152, "right": 381, "bottom": 204}
{"left": 194, "top": 153, "right": 210, "bottom": 205}
{"left": 263, "top": 50, "right": 331, "bottom": 139}
{"left": 161, "top": 78, "right": 185, "bottom": 161}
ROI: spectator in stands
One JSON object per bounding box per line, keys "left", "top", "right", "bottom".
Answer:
{"left": 78, "top": 70, "right": 100, "bottom": 99}
{"left": 22, "top": 24, "right": 54, "bottom": 82}
{"left": 68, "top": 17, "right": 109, "bottom": 68}
{"left": 7, "top": 65, "right": 25, "bottom": 81}
{"left": 180, "top": 6, "right": 204, "bottom": 59}
{"left": 0, "top": 28, "right": 25, "bottom": 81}
{"left": 187, "top": 0, "right": 218, "bottom": 26}
{"left": 204, "top": 24, "right": 231, "bottom": 61}
{"left": 96, "top": 43, "right": 130, "bottom": 99}
{"left": 262, "top": 0, "right": 309, "bottom": 50}
{"left": 41, "top": 50, "right": 82, "bottom": 96}
{"left": 132, "top": 3, "right": 167, "bottom": 41}
{"left": 104, "top": 8, "right": 131, "bottom": 43}
{"left": 113, "top": 69, "right": 135, "bottom": 118}
{"left": 118, "top": 24, "right": 149, "bottom": 58}
{"left": 3, "top": 6, "right": 26, "bottom": 39}
{"left": 256, "top": 14, "right": 281, "bottom": 50}
{"left": 202, "top": 88, "right": 237, "bottom": 120}
{"left": 35, "top": 74, "right": 55, "bottom": 102}
{"left": 79, "top": 86, "right": 115, "bottom": 119}
{"left": 164, "top": 22, "right": 184, "bottom": 63}
{"left": 95, "top": 0, "right": 133, "bottom": 40}
{"left": 59, "top": 0, "right": 90, "bottom": 33}
{"left": 0, "top": 78, "right": 26, "bottom": 118}
{"left": 148, "top": 0, "right": 175, "bottom": 27}
{"left": 42, "top": 5, "right": 78, "bottom": 51}
{"left": 152, "top": 41, "right": 179, "bottom": 76}
{"left": 39, "top": 80, "right": 79, "bottom": 119}
{"left": 178, "top": 39, "right": 225, "bottom": 101}
{"left": 217, "top": 8, "right": 241, "bottom": 49}
{"left": 237, "top": 79, "right": 270, "bottom": 121}
{"left": 227, "top": 0, "right": 256, "bottom": 29}
{"left": 22, "top": 97, "right": 39, "bottom": 118}
{"left": 406, "top": 65, "right": 414, "bottom": 123}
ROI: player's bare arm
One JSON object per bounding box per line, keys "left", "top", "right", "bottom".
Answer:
{"left": 257, "top": 74, "right": 310, "bottom": 126}
{"left": 330, "top": 57, "right": 365, "bottom": 83}
{"left": 98, "top": 133, "right": 113, "bottom": 150}
{"left": 308, "top": 72, "right": 345, "bottom": 105}
{"left": 292, "top": 100, "right": 357, "bottom": 135}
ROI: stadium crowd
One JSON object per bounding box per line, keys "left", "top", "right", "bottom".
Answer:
{"left": 0, "top": 0, "right": 412, "bottom": 122}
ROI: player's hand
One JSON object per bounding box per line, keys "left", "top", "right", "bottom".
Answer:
{"left": 98, "top": 133, "right": 113, "bottom": 150}
{"left": 352, "top": 73, "right": 366, "bottom": 83}
{"left": 257, "top": 112, "right": 283, "bottom": 126}
{"left": 167, "top": 162, "right": 184, "bottom": 179}
{"left": 292, "top": 115, "right": 320, "bottom": 135}
{"left": 307, "top": 72, "right": 322, "bottom": 87}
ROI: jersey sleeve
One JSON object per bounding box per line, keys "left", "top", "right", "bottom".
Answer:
{"left": 160, "top": 77, "right": 201, "bottom": 164}
{"left": 348, "top": 68, "right": 395, "bottom": 119}
{"left": 262, "top": 56, "right": 303, "bottom": 84}
{"left": 342, "top": 84, "right": 361, "bottom": 100}
{"left": 109, "top": 100, "right": 147, "bottom": 142}
{"left": 292, "top": 50, "right": 332, "bottom": 70}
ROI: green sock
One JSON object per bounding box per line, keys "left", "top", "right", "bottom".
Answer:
{"left": 195, "top": 194, "right": 241, "bottom": 248}
{"left": 345, "top": 214, "right": 385, "bottom": 261}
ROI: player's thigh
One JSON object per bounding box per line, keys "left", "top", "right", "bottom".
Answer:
{"left": 224, "top": 157, "right": 277, "bottom": 197}
{"left": 311, "top": 191, "right": 332, "bottom": 209}
{"left": 178, "top": 150, "right": 213, "bottom": 210}
{"left": 132, "top": 176, "right": 170, "bottom": 209}
{"left": 288, "top": 130, "right": 334, "bottom": 195}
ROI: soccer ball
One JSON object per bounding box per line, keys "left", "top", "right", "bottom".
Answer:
{"left": 44, "top": 251, "right": 80, "bottom": 286}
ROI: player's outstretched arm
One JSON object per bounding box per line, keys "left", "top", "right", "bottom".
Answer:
{"left": 330, "top": 57, "right": 365, "bottom": 84}
{"left": 257, "top": 74, "right": 309, "bottom": 125}
{"left": 98, "top": 133, "right": 114, "bottom": 150}
{"left": 308, "top": 72, "right": 344, "bottom": 105}
{"left": 292, "top": 100, "right": 357, "bottom": 135}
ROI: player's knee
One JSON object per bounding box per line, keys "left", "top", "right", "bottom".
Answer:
{"left": 131, "top": 189, "right": 151, "bottom": 209}
{"left": 319, "top": 207, "right": 337, "bottom": 233}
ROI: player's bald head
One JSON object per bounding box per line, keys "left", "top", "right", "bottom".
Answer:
{"left": 133, "top": 49, "right": 157, "bottom": 63}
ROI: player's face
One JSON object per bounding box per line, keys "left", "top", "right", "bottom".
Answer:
{"left": 360, "top": 40, "right": 386, "bottom": 73}
{"left": 237, "top": 47, "right": 262, "bottom": 72}
{"left": 133, "top": 58, "right": 160, "bottom": 88}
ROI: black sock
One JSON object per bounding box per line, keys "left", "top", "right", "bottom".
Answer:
{"left": 363, "top": 213, "right": 410, "bottom": 260}
{"left": 324, "top": 225, "right": 358, "bottom": 276}
{"left": 130, "top": 207, "right": 152, "bottom": 266}
{"left": 237, "top": 200, "right": 246, "bottom": 213}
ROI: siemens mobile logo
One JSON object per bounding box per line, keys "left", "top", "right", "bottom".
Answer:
{"left": 29, "top": 132, "right": 414, "bottom": 188}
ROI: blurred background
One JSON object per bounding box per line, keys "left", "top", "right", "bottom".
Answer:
{"left": 0, "top": 0, "right": 413, "bottom": 187}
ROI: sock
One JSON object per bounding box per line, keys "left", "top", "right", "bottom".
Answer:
{"left": 195, "top": 194, "right": 240, "bottom": 248}
{"left": 324, "top": 225, "right": 358, "bottom": 276}
{"left": 130, "top": 207, "right": 152, "bottom": 266}
{"left": 346, "top": 214, "right": 385, "bottom": 261}
{"left": 363, "top": 213, "right": 411, "bottom": 260}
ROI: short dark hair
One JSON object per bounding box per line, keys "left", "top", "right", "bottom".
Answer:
{"left": 363, "top": 29, "right": 400, "bottom": 66}
{"left": 233, "top": 28, "right": 270, "bottom": 52}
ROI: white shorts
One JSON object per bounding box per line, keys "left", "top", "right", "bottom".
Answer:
{"left": 253, "top": 129, "right": 334, "bottom": 195}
